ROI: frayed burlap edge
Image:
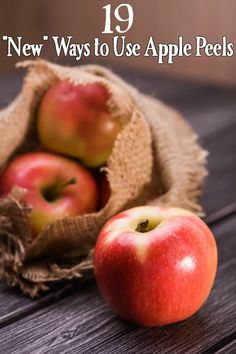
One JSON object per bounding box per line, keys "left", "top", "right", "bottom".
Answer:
{"left": 82, "top": 65, "right": 208, "bottom": 213}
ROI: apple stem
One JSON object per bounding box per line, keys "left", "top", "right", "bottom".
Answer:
{"left": 43, "top": 177, "right": 77, "bottom": 201}
{"left": 59, "top": 177, "right": 77, "bottom": 191}
{"left": 136, "top": 219, "right": 149, "bottom": 233}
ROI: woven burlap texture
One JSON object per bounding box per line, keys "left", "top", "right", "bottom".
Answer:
{"left": 0, "top": 60, "right": 207, "bottom": 297}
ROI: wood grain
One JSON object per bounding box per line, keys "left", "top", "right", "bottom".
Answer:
{"left": 0, "top": 283, "right": 32, "bottom": 320}
{"left": 213, "top": 339, "right": 236, "bottom": 354}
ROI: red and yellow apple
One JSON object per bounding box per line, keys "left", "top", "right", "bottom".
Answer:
{"left": 94, "top": 206, "right": 218, "bottom": 327}
{"left": 0, "top": 152, "right": 98, "bottom": 235}
{"left": 37, "top": 81, "right": 122, "bottom": 167}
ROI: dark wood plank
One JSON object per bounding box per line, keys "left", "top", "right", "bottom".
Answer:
{"left": 202, "top": 123, "right": 236, "bottom": 214}
{"left": 0, "top": 215, "right": 235, "bottom": 354}
{"left": 0, "top": 283, "right": 81, "bottom": 327}
{"left": 205, "top": 202, "right": 236, "bottom": 225}
{"left": 122, "top": 69, "right": 236, "bottom": 137}
{"left": 0, "top": 283, "right": 32, "bottom": 319}
{"left": 213, "top": 340, "right": 236, "bottom": 354}
{"left": 0, "top": 72, "right": 24, "bottom": 108}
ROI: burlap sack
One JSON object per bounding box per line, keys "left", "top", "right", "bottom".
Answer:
{"left": 0, "top": 60, "right": 207, "bottom": 297}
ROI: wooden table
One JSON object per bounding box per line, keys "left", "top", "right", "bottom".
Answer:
{"left": 0, "top": 69, "right": 235, "bottom": 354}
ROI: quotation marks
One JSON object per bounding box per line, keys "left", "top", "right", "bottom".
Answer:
{"left": 3, "top": 35, "right": 49, "bottom": 41}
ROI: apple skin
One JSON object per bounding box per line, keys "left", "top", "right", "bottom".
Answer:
{"left": 94, "top": 206, "right": 218, "bottom": 327}
{"left": 37, "top": 81, "right": 122, "bottom": 168}
{"left": 0, "top": 152, "right": 98, "bottom": 235}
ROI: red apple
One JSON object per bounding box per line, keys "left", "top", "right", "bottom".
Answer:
{"left": 37, "top": 81, "right": 123, "bottom": 167}
{"left": 0, "top": 152, "right": 98, "bottom": 235}
{"left": 94, "top": 206, "right": 218, "bottom": 327}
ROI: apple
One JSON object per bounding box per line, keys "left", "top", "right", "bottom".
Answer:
{"left": 94, "top": 206, "right": 218, "bottom": 327}
{"left": 37, "top": 81, "right": 123, "bottom": 167}
{"left": 0, "top": 152, "right": 98, "bottom": 235}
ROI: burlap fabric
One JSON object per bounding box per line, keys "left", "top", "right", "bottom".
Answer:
{"left": 0, "top": 60, "right": 207, "bottom": 297}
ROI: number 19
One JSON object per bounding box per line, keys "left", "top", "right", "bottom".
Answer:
{"left": 102, "top": 4, "right": 134, "bottom": 34}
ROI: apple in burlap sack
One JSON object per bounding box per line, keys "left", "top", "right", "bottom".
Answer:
{"left": 0, "top": 60, "right": 207, "bottom": 297}
{"left": 0, "top": 152, "right": 98, "bottom": 236}
{"left": 37, "top": 81, "right": 123, "bottom": 168}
